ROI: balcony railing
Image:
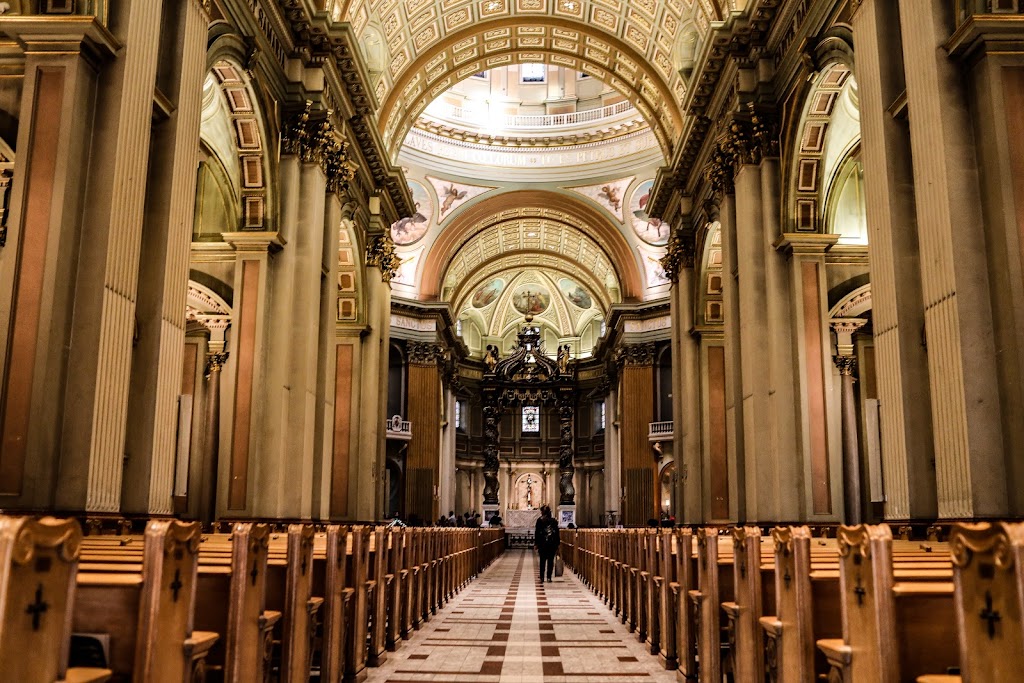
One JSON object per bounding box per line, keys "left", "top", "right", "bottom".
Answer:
{"left": 648, "top": 421, "right": 674, "bottom": 441}
{"left": 427, "top": 99, "right": 635, "bottom": 129}
{"left": 386, "top": 415, "right": 412, "bottom": 440}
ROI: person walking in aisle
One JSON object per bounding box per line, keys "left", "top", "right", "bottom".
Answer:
{"left": 534, "top": 505, "right": 560, "bottom": 582}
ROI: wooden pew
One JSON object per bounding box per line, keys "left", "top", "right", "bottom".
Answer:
{"left": 318, "top": 525, "right": 354, "bottom": 682}
{"left": 0, "top": 516, "right": 111, "bottom": 683}
{"left": 722, "top": 526, "right": 764, "bottom": 683}
{"left": 945, "top": 521, "right": 1024, "bottom": 682}
{"left": 191, "top": 522, "right": 281, "bottom": 681}
{"left": 689, "top": 527, "right": 723, "bottom": 683}
{"left": 656, "top": 528, "right": 677, "bottom": 670}
{"left": 73, "top": 520, "right": 218, "bottom": 682}
{"left": 816, "top": 524, "right": 958, "bottom": 682}
{"left": 345, "top": 526, "right": 371, "bottom": 680}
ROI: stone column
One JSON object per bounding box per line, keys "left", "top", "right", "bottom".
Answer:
{"left": 831, "top": 319, "right": 868, "bottom": 524}
{"left": 123, "top": 0, "right": 210, "bottom": 515}
{"left": 616, "top": 343, "right": 657, "bottom": 526}
{"left": 0, "top": 19, "right": 117, "bottom": 508}
{"left": 663, "top": 219, "right": 702, "bottom": 524}
{"left": 899, "top": 0, "right": 1008, "bottom": 518}
{"left": 438, "top": 387, "right": 457, "bottom": 517}
{"left": 355, "top": 227, "right": 395, "bottom": 520}
{"left": 200, "top": 351, "right": 228, "bottom": 524}
{"left": 734, "top": 161, "right": 773, "bottom": 521}
{"left": 850, "top": 0, "right": 936, "bottom": 520}
{"left": 604, "top": 384, "right": 621, "bottom": 526}
{"left": 717, "top": 193, "right": 746, "bottom": 521}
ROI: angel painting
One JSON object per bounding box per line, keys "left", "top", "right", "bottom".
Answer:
{"left": 440, "top": 184, "right": 468, "bottom": 216}
{"left": 631, "top": 180, "right": 670, "bottom": 246}
{"left": 390, "top": 180, "right": 432, "bottom": 245}
{"left": 600, "top": 184, "right": 622, "bottom": 213}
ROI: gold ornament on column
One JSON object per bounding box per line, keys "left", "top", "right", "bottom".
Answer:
{"left": 365, "top": 233, "right": 401, "bottom": 282}
{"left": 205, "top": 352, "right": 229, "bottom": 377}
{"left": 832, "top": 355, "right": 857, "bottom": 376}
{"left": 660, "top": 229, "right": 695, "bottom": 284}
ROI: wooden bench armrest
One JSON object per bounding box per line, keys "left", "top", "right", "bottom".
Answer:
{"left": 669, "top": 582, "right": 680, "bottom": 596}
{"left": 916, "top": 677, "right": 962, "bottom": 683}
{"left": 307, "top": 596, "right": 325, "bottom": 615}
{"left": 721, "top": 601, "right": 740, "bottom": 617}
{"left": 185, "top": 631, "right": 220, "bottom": 659}
{"left": 260, "top": 609, "right": 283, "bottom": 629}
{"left": 687, "top": 589, "right": 702, "bottom": 606}
{"left": 758, "top": 616, "right": 781, "bottom": 636}
{"left": 60, "top": 668, "right": 113, "bottom": 683}
{"left": 341, "top": 588, "right": 355, "bottom": 603}
{"left": 816, "top": 638, "right": 851, "bottom": 665}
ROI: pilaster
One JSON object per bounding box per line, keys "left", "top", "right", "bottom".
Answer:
{"left": 775, "top": 233, "right": 841, "bottom": 520}
{"left": 718, "top": 193, "right": 746, "bottom": 522}
{"left": 405, "top": 341, "right": 443, "bottom": 522}
{"left": 0, "top": 17, "right": 117, "bottom": 508}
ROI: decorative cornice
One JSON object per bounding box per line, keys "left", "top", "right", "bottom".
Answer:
{"left": 614, "top": 342, "right": 656, "bottom": 367}
{"left": 365, "top": 233, "right": 401, "bottom": 283}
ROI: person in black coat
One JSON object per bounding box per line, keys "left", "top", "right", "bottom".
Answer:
{"left": 534, "top": 505, "right": 560, "bottom": 582}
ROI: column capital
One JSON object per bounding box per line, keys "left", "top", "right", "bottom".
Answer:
{"left": 205, "top": 351, "right": 229, "bottom": 375}
{"left": 660, "top": 229, "right": 695, "bottom": 283}
{"left": 614, "top": 342, "right": 656, "bottom": 367}
{"left": 407, "top": 340, "right": 444, "bottom": 366}
{"left": 832, "top": 354, "right": 857, "bottom": 376}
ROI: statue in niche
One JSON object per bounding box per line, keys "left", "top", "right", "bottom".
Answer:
{"left": 526, "top": 475, "right": 534, "bottom": 509}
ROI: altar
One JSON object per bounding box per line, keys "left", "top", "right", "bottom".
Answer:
{"left": 504, "top": 508, "right": 541, "bottom": 531}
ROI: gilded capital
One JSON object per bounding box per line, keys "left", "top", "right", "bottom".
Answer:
{"left": 407, "top": 341, "right": 444, "bottom": 365}
{"left": 205, "top": 352, "right": 229, "bottom": 375}
{"left": 614, "top": 342, "right": 656, "bottom": 367}
{"left": 660, "top": 229, "right": 695, "bottom": 283}
{"left": 365, "top": 233, "right": 401, "bottom": 282}
{"left": 832, "top": 355, "right": 857, "bottom": 376}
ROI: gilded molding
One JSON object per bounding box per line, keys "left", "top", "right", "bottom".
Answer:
{"left": 614, "top": 342, "right": 656, "bottom": 367}
{"left": 365, "top": 232, "right": 401, "bottom": 282}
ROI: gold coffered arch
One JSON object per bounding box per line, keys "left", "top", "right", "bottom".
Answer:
{"left": 361, "top": 6, "right": 689, "bottom": 158}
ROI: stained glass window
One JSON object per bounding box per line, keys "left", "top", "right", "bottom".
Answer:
{"left": 522, "top": 405, "right": 540, "bottom": 433}
{"left": 455, "top": 400, "right": 463, "bottom": 429}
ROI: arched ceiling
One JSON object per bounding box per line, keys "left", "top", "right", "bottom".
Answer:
{"left": 340, "top": 0, "right": 699, "bottom": 159}
{"left": 445, "top": 221, "right": 618, "bottom": 311}
{"left": 417, "top": 189, "right": 645, "bottom": 300}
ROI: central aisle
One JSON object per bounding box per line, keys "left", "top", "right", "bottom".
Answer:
{"left": 365, "top": 549, "right": 677, "bottom": 682}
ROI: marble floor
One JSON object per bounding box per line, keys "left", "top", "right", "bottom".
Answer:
{"left": 364, "top": 549, "right": 677, "bottom": 683}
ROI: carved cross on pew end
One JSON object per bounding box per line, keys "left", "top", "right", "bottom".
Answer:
{"left": 26, "top": 584, "right": 49, "bottom": 631}
{"left": 980, "top": 591, "right": 1002, "bottom": 640}
{"left": 853, "top": 575, "right": 867, "bottom": 606}
{"left": 170, "top": 568, "right": 184, "bottom": 602}
{"left": 250, "top": 564, "right": 260, "bottom": 586}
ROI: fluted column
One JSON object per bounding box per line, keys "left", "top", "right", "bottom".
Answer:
{"left": 899, "top": 0, "right": 1007, "bottom": 518}
{"left": 405, "top": 342, "right": 442, "bottom": 522}
{"left": 850, "top": 0, "right": 936, "bottom": 520}
{"left": 123, "top": 0, "right": 210, "bottom": 515}
{"left": 0, "top": 19, "right": 116, "bottom": 508}
{"left": 831, "top": 319, "right": 867, "bottom": 524}
{"left": 604, "top": 384, "right": 621, "bottom": 526}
